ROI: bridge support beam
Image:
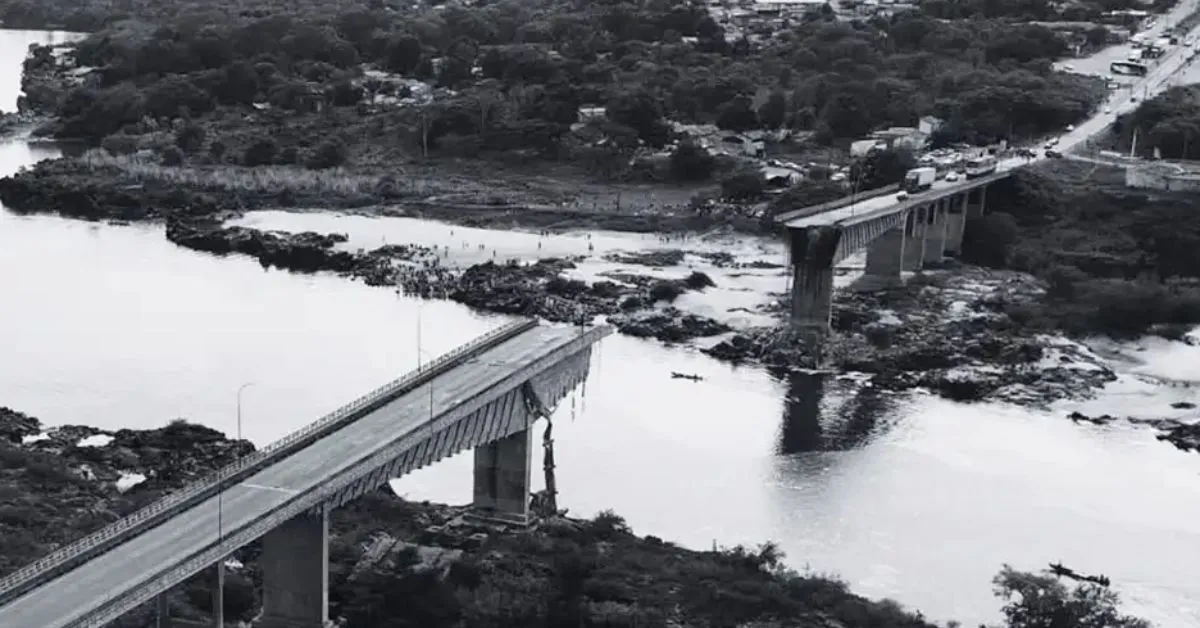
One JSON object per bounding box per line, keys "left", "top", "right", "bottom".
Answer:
{"left": 923, "top": 200, "right": 948, "bottom": 265}
{"left": 157, "top": 593, "right": 172, "bottom": 628}
{"left": 473, "top": 428, "right": 533, "bottom": 521}
{"left": 860, "top": 225, "right": 906, "bottom": 289}
{"left": 944, "top": 193, "right": 968, "bottom": 256}
{"left": 902, "top": 207, "right": 927, "bottom": 271}
{"left": 259, "top": 508, "right": 330, "bottom": 628}
{"left": 966, "top": 185, "right": 987, "bottom": 219}
{"left": 786, "top": 226, "right": 840, "bottom": 332}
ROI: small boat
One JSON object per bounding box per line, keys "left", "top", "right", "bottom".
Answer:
{"left": 671, "top": 372, "right": 703, "bottom": 381}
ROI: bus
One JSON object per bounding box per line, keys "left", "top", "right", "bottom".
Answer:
{"left": 1111, "top": 60, "right": 1149, "bottom": 76}
{"left": 964, "top": 155, "right": 998, "bottom": 178}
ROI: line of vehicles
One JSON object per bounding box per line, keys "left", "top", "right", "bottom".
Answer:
{"left": 900, "top": 155, "right": 998, "bottom": 195}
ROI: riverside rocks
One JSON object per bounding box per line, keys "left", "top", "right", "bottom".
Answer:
{"left": 1067, "top": 411, "right": 1200, "bottom": 454}
{"left": 703, "top": 269, "right": 1119, "bottom": 405}
{"left": 0, "top": 407, "right": 249, "bottom": 576}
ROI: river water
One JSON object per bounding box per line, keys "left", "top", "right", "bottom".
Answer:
{"left": 2, "top": 29, "right": 1199, "bottom": 628}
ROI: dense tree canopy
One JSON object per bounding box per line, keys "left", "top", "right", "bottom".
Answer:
{"left": 29, "top": 0, "right": 1103, "bottom": 163}
{"left": 1115, "top": 85, "right": 1200, "bottom": 159}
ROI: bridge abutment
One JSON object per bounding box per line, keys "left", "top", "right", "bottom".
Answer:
{"left": 473, "top": 428, "right": 533, "bottom": 522}
{"left": 258, "top": 508, "right": 331, "bottom": 628}
{"left": 786, "top": 226, "right": 840, "bottom": 331}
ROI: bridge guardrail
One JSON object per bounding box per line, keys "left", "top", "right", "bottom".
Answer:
{"left": 773, "top": 183, "right": 901, "bottom": 224}
{"left": 0, "top": 317, "right": 538, "bottom": 607}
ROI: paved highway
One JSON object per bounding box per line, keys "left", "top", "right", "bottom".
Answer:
{"left": 786, "top": 6, "right": 1200, "bottom": 230}
{"left": 0, "top": 324, "right": 592, "bottom": 628}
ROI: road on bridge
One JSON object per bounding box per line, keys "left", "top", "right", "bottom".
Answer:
{"left": 0, "top": 325, "right": 593, "bottom": 628}
{"left": 786, "top": 3, "right": 1200, "bottom": 231}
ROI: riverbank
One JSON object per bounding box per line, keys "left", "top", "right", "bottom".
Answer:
{"left": 0, "top": 406, "right": 941, "bottom": 627}
{"left": 0, "top": 160, "right": 1139, "bottom": 409}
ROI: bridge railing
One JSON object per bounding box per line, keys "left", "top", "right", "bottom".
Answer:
{"left": 772, "top": 183, "right": 901, "bottom": 225}
{"left": 0, "top": 317, "right": 538, "bottom": 607}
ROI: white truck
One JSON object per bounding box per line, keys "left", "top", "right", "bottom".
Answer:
{"left": 903, "top": 167, "right": 936, "bottom": 193}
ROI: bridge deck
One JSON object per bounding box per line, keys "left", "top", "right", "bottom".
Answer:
{"left": 783, "top": 170, "right": 1011, "bottom": 230}
{"left": 0, "top": 324, "right": 596, "bottom": 628}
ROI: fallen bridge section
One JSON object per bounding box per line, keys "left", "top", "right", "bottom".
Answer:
{"left": 0, "top": 322, "right": 611, "bottom": 628}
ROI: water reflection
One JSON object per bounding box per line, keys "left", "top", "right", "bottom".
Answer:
{"left": 778, "top": 372, "right": 892, "bottom": 454}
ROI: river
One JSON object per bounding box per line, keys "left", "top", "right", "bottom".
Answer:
{"left": 2, "top": 29, "right": 1199, "bottom": 628}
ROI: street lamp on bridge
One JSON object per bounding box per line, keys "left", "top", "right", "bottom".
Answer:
{"left": 215, "top": 381, "right": 254, "bottom": 628}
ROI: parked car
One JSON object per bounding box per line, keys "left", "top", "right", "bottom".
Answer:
{"left": 945, "top": 171, "right": 961, "bottom": 182}
{"left": 1046, "top": 149, "right": 1063, "bottom": 158}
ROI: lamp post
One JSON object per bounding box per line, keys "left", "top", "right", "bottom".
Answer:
{"left": 215, "top": 382, "right": 254, "bottom": 628}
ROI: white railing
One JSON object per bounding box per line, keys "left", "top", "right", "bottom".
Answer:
{"left": 0, "top": 318, "right": 537, "bottom": 604}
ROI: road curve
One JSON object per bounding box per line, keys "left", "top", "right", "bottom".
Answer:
{"left": 785, "top": 6, "right": 1200, "bottom": 231}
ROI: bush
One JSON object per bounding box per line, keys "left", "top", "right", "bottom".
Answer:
{"left": 174, "top": 123, "right": 206, "bottom": 154}
{"left": 305, "top": 138, "right": 348, "bottom": 170}
{"left": 721, "top": 171, "right": 766, "bottom": 201}
{"left": 243, "top": 138, "right": 278, "bottom": 166}
{"left": 160, "top": 146, "right": 184, "bottom": 166}
{"left": 100, "top": 134, "right": 138, "bottom": 155}
{"left": 668, "top": 141, "right": 716, "bottom": 182}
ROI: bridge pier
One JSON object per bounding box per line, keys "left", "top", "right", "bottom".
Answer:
{"left": 860, "top": 224, "right": 906, "bottom": 289}
{"left": 922, "top": 200, "right": 948, "bottom": 265}
{"left": 473, "top": 428, "right": 533, "bottom": 522}
{"left": 786, "top": 226, "right": 840, "bottom": 331}
{"left": 943, "top": 193, "right": 968, "bottom": 256}
{"left": 902, "top": 206, "right": 927, "bottom": 271}
{"left": 157, "top": 593, "right": 172, "bottom": 628}
{"left": 258, "top": 508, "right": 330, "bottom": 628}
{"left": 966, "top": 185, "right": 987, "bottom": 219}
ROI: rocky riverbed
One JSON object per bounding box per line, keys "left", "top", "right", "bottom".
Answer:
{"left": 1068, "top": 409, "right": 1200, "bottom": 455}
{"left": 0, "top": 406, "right": 939, "bottom": 628}
{"left": 0, "top": 164, "right": 1134, "bottom": 409}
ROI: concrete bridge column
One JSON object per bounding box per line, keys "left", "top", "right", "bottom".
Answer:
{"left": 902, "top": 206, "right": 927, "bottom": 271}
{"left": 157, "top": 593, "right": 172, "bottom": 628}
{"left": 966, "top": 185, "right": 987, "bottom": 219}
{"left": 259, "top": 508, "right": 330, "bottom": 628}
{"left": 861, "top": 225, "right": 905, "bottom": 289}
{"left": 786, "top": 226, "right": 840, "bottom": 331}
{"left": 943, "top": 193, "right": 968, "bottom": 256}
{"left": 473, "top": 428, "right": 533, "bottom": 521}
{"left": 922, "top": 200, "right": 948, "bottom": 265}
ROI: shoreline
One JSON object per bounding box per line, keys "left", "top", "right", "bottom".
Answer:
{"left": 2, "top": 158, "right": 1192, "bottom": 412}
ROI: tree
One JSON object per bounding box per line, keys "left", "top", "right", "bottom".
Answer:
{"left": 992, "top": 565, "right": 1151, "bottom": 628}
{"left": 306, "top": 138, "right": 349, "bottom": 169}
{"left": 716, "top": 95, "right": 759, "bottom": 132}
{"left": 721, "top": 171, "right": 766, "bottom": 201}
{"left": 669, "top": 141, "right": 715, "bottom": 181}
{"left": 851, "top": 148, "right": 916, "bottom": 189}
{"left": 758, "top": 90, "right": 788, "bottom": 129}
{"left": 606, "top": 89, "right": 669, "bottom": 148}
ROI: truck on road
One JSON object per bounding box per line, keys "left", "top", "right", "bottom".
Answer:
{"left": 903, "top": 167, "right": 936, "bottom": 193}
